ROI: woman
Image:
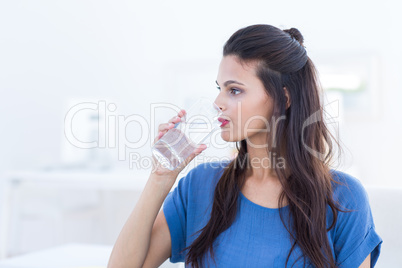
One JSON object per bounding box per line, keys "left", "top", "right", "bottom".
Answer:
{"left": 108, "top": 24, "right": 383, "bottom": 268}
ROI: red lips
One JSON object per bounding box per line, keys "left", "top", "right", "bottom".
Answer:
{"left": 218, "top": 117, "right": 230, "bottom": 127}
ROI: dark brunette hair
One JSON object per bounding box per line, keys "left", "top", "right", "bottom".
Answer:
{"left": 182, "top": 24, "right": 348, "bottom": 268}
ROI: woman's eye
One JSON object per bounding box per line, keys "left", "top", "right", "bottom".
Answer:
{"left": 216, "top": 86, "right": 241, "bottom": 95}
{"left": 230, "top": 88, "right": 241, "bottom": 95}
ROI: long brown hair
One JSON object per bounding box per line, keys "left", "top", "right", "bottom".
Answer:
{"left": 182, "top": 24, "right": 348, "bottom": 268}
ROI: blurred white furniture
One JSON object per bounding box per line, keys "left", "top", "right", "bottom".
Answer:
{"left": 364, "top": 185, "right": 402, "bottom": 267}
{"left": 0, "top": 243, "right": 183, "bottom": 268}
{"left": 0, "top": 169, "right": 151, "bottom": 259}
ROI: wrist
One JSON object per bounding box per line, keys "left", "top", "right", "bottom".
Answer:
{"left": 148, "top": 173, "right": 177, "bottom": 192}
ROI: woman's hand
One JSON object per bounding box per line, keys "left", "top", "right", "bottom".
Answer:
{"left": 150, "top": 109, "right": 207, "bottom": 179}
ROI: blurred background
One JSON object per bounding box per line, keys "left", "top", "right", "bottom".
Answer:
{"left": 0, "top": 0, "right": 401, "bottom": 267}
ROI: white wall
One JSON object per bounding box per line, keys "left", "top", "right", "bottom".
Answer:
{"left": 1, "top": 0, "right": 401, "bottom": 184}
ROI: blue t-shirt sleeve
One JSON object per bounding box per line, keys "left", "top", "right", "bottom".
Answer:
{"left": 162, "top": 161, "right": 225, "bottom": 264}
{"left": 162, "top": 167, "right": 195, "bottom": 263}
{"left": 332, "top": 173, "right": 383, "bottom": 267}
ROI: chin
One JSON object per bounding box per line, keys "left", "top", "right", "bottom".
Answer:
{"left": 220, "top": 130, "right": 241, "bottom": 143}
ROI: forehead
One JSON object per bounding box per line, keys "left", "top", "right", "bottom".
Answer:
{"left": 217, "top": 55, "right": 259, "bottom": 82}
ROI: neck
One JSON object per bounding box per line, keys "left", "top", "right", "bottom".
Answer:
{"left": 244, "top": 137, "right": 288, "bottom": 183}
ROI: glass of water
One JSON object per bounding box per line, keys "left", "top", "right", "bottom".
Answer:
{"left": 151, "top": 98, "right": 222, "bottom": 170}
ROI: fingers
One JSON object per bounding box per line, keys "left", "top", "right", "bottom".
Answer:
{"left": 177, "top": 109, "right": 186, "bottom": 118}
{"left": 168, "top": 109, "right": 186, "bottom": 123}
{"left": 157, "top": 122, "right": 175, "bottom": 133}
{"left": 157, "top": 109, "right": 186, "bottom": 132}
{"left": 153, "top": 121, "right": 175, "bottom": 145}
{"left": 154, "top": 109, "right": 187, "bottom": 145}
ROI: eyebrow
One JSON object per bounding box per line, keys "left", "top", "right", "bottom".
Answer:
{"left": 215, "top": 80, "right": 245, "bottom": 87}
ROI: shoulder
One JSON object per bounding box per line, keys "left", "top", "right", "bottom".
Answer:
{"left": 186, "top": 159, "right": 230, "bottom": 179}
{"left": 328, "top": 170, "right": 383, "bottom": 266}
{"left": 177, "top": 159, "right": 231, "bottom": 193}
{"left": 330, "top": 169, "right": 363, "bottom": 188}
{"left": 194, "top": 159, "right": 231, "bottom": 175}
{"left": 329, "top": 169, "right": 373, "bottom": 226}
{"left": 329, "top": 169, "right": 369, "bottom": 208}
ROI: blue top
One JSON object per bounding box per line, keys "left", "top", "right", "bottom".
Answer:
{"left": 162, "top": 160, "right": 383, "bottom": 267}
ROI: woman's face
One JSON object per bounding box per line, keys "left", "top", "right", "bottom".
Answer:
{"left": 214, "top": 55, "right": 275, "bottom": 146}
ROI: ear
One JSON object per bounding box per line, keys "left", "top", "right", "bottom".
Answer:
{"left": 283, "top": 87, "right": 291, "bottom": 109}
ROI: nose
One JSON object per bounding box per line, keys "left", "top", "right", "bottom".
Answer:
{"left": 214, "top": 95, "right": 225, "bottom": 112}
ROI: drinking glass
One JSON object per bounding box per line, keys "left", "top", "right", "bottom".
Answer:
{"left": 151, "top": 98, "right": 222, "bottom": 170}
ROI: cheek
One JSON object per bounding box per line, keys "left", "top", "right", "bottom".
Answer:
{"left": 240, "top": 106, "right": 273, "bottom": 131}
{"left": 243, "top": 118, "right": 270, "bottom": 134}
